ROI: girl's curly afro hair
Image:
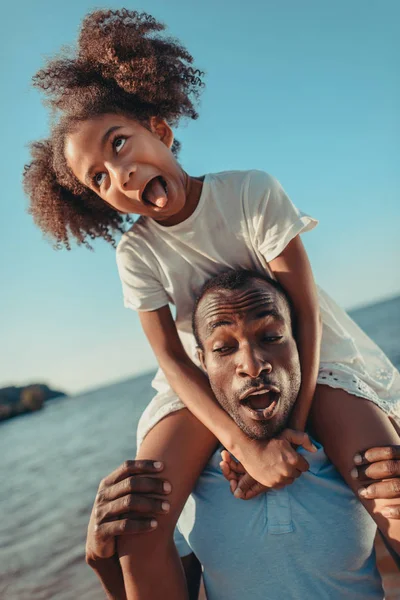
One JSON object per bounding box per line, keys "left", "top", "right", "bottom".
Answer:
{"left": 23, "top": 9, "right": 204, "bottom": 249}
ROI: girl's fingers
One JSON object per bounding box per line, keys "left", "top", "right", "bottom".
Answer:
{"left": 96, "top": 518, "right": 158, "bottom": 537}
{"left": 101, "top": 460, "right": 164, "bottom": 488}
{"left": 100, "top": 476, "right": 171, "bottom": 502}
{"left": 96, "top": 494, "right": 170, "bottom": 524}
{"left": 292, "top": 453, "right": 310, "bottom": 473}
{"left": 280, "top": 429, "right": 317, "bottom": 453}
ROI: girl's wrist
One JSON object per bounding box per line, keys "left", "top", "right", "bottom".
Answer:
{"left": 214, "top": 415, "right": 248, "bottom": 460}
{"left": 221, "top": 424, "right": 253, "bottom": 464}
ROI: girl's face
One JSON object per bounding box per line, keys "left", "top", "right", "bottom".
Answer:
{"left": 65, "top": 114, "right": 191, "bottom": 224}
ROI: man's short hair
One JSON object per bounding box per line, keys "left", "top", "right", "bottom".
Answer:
{"left": 192, "top": 269, "right": 295, "bottom": 349}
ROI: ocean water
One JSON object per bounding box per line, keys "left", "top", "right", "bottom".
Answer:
{"left": 1, "top": 295, "right": 399, "bottom": 599}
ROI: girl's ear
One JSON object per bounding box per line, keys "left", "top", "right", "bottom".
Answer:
{"left": 149, "top": 117, "right": 174, "bottom": 149}
{"left": 197, "top": 348, "right": 207, "bottom": 372}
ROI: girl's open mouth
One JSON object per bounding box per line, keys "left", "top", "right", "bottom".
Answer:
{"left": 142, "top": 176, "right": 169, "bottom": 209}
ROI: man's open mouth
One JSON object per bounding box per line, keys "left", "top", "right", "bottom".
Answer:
{"left": 142, "top": 175, "right": 168, "bottom": 209}
{"left": 240, "top": 386, "right": 280, "bottom": 420}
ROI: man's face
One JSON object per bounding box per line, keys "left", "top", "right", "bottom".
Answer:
{"left": 197, "top": 279, "right": 301, "bottom": 440}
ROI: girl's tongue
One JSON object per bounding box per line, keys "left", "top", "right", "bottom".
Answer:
{"left": 144, "top": 177, "right": 168, "bottom": 208}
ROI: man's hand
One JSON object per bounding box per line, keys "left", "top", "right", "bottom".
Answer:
{"left": 352, "top": 445, "right": 400, "bottom": 518}
{"left": 220, "top": 450, "right": 268, "bottom": 499}
{"left": 221, "top": 429, "right": 317, "bottom": 499}
{"left": 86, "top": 460, "right": 172, "bottom": 563}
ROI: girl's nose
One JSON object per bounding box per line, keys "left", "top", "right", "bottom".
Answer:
{"left": 108, "top": 163, "right": 136, "bottom": 188}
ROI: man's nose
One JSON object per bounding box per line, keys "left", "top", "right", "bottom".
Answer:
{"left": 236, "top": 345, "right": 272, "bottom": 379}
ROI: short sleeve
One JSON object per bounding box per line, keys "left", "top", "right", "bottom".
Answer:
{"left": 116, "top": 233, "right": 169, "bottom": 312}
{"left": 245, "top": 171, "right": 318, "bottom": 263}
{"left": 174, "top": 525, "right": 192, "bottom": 558}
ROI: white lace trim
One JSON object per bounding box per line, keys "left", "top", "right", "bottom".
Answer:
{"left": 317, "top": 367, "right": 400, "bottom": 422}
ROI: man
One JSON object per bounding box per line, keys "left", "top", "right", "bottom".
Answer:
{"left": 87, "top": 270, "right": 400, "bottom": 599}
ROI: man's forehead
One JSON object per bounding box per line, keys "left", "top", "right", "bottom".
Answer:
{"left": 197, "top": 282, "right": 287, "bottom": 337}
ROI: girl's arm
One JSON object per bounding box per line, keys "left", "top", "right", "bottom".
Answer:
{"left": 268, "top": 235, "right": 322, "bottom": 431}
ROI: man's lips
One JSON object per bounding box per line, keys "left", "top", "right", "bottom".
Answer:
{"left": 239, "top": 385, "right": 280, "bottom": 421}
{"left": 239, "top": 384, "right": 280, "bottom": 402}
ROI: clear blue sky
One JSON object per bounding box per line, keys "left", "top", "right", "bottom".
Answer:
{"left": 1, "top": 0, "right": 399, "bottom": 394}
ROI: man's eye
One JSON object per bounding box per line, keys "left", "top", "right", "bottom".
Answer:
{"left": 113, "top": 137, "right": 126, "bottom": 153}
{"left": 262, "top": 336, "right": 282, "bottom": 343}
{"left": 94, "top": 172, "right": 106, "bottom": 187}
{"left": 213, "top": 346, "right": 232, "bottom": 354}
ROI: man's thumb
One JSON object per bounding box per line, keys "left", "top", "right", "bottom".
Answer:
{"left": 283, "top": 430, "right": 318, "bottom": 452}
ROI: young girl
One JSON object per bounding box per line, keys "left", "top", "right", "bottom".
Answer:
{"left": 24, "top": 9, "right": 400, "bottom": 599}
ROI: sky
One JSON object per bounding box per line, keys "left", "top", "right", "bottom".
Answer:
{"left": 0, "top": 0, "right": 399, "bottom": 395}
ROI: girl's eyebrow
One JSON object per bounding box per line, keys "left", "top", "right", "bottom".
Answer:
{"left": 84, "top": 125, "right": 123, "bottom": 185}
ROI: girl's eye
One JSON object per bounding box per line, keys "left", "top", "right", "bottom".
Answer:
{"left": 113, "top": 137, "right": 126, "bottom": 153}
{"left": 94, "top": 172, "right": 106, "bottom": 187}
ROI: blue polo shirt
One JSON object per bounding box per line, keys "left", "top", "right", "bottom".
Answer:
{"left": 174, "top": 444, "right": 383, "bottom": 599}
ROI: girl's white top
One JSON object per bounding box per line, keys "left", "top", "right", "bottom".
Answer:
{"left": 116, "top": 170, "right": 400, "bottom": 446}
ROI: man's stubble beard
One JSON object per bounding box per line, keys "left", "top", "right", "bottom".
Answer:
{"left": 210, "top": 385, "right": 298, "bottom": 441}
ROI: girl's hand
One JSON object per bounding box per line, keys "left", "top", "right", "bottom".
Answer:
{"left": 86, "top": 460, "right": 172, "bottom": 563}
{"left": 232, "top": 429, "right": 317, "bottom": 493}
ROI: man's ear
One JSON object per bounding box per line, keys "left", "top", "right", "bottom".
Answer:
{"left": 149, "top": 117, "right": 174, "bottom": 149}
{"left": 197, "top": 348, "right": 207, "bottom": 372}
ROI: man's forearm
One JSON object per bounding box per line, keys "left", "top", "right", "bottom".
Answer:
{"left": 87, "top": 555, "right": 127, "bottom": 600}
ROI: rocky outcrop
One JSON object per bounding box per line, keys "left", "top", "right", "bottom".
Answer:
{"left": 0, "top": 384, "right": 66, "bottom": 421}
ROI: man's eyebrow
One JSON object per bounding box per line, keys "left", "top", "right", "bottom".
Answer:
{"left": 254, "top": 308, "right": 284, "bottom": 321}
{"left": 205, "top": 319, "right": 234, "bottom": 337}
{"left": 84, "top": 125, "right": 123, "bottom": 186}
{"left": 204, "top": 309, "right": 283, "bottom": 338}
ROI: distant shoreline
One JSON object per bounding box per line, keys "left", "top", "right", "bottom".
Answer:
{"left": 0, "top": 384, "right": 66, "bottom": 422}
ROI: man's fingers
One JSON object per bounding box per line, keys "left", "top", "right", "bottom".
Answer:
{"left": 279, "top": 430, "right": 318, "bottom": 453}
{"left": 97, "top": 495, "right": 170, "bottom": 523}
{"left": 234, "top": 473, "right": 257, "bottom": 498}
{"left": 219, "top": 460, "right": 239, "bottom": 482}
{"left": 358, "top": 479, "right": 400, "bottom": 500}
{"left": 220, "top": 450, "right": 230, "bottom": 463}
{"left": 354, "top": 446, "right": 400, "bottom": 466}
{"left": 237, "top": 480, "right": 270, "bottom": 500}
{"left": 99, "top": 476, "right": 171, "bottom": 502}
{"left": 352, "top": 460, "right": 400, "bottom": 482}
{"left": 97, "top": 518, "right": 158, "bottom": 537}
{"left": 101, "top": 460, "right": 164, "bottom": 488}
{"left": 381, "top": 506, "right": 400, "bottom": 519}
{"left": 220, "top": 450, "right": 246, "bottom": 474}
